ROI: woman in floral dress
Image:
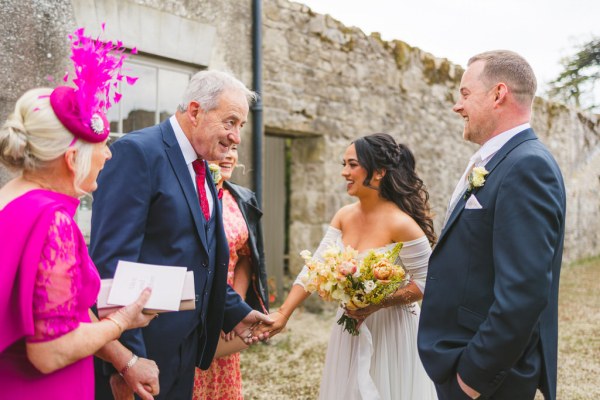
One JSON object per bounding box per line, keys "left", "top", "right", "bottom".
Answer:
{"left": 193, "top": 144, "right": 269, "bottom": 400}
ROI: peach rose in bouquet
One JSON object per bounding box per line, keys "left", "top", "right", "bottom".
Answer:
{"left": 300, "top": 242, "right": 408, "bottom": 335}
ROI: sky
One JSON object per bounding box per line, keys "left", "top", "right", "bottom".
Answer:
{"left": 298, "top": 0, "right": 600, "bottom": 96}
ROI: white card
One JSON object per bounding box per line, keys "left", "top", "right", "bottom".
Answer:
{"left": 107, "top": 260, "right": 188, "bottom": 311}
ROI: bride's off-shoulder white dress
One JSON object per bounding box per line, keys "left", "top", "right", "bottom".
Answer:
{"left": 295, "top": 227, "right": 437, "bottom": 400}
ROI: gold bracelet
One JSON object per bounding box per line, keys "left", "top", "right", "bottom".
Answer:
{"left": 119, "top": 354, "right": 139, "bottom": 377}
{"left": 104, "top": 316, "right": 124, "bottom": 334}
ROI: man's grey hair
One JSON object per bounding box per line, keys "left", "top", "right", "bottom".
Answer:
{"left": 177, "top": 70, "right": 258, "bottom": 113}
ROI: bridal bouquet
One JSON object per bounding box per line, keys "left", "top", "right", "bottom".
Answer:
{"left": 299, "top": 243, "right": 407, "bottom": 335}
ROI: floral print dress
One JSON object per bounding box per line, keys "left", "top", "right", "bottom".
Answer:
{"left": 193, "top": 188, "right": 251, "bottom": 400}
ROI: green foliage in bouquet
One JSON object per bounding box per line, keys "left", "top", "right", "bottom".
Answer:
{"left": 300, "top": 242, "right": 408, "bottom": 335}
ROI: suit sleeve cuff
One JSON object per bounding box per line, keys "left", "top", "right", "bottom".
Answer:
{"left": 222, "top": 299, "right": 253, "bottom": 333}
{"left": 457, "top": 350, "right": 508, "bottom": 398}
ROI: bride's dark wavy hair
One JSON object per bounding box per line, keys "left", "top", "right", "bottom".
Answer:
{"left": 353, "top": 133, "right": 437, "bottom": 245}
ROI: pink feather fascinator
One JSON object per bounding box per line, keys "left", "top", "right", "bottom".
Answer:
{"left": 50, "top": 25, "right": 137, "bottom": 143}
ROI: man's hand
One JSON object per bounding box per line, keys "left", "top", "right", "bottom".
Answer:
{"left": 110, "top": 374, "right": 134, "bottom": 400}
{"left": 118, "top": 357, "right": 160, "bottom": 400}
{"left": 457, "top": 373, "right": 480, "bottom": 399}
{"left": 233, "top": 310, "right": 274, "bottom": 344}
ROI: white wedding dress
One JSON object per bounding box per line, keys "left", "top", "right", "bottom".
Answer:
{"left": 295, "top": 227, "right": 437, "bottom": 400}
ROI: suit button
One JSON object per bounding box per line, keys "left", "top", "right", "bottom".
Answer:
{"left": 203, "top": 261, "right": 207, "bottom": 267}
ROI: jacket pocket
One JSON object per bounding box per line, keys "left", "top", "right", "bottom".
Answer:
{"left": 457, "top": 306, "right": 485, "bottom": 332}
{"left": 461, "top": 209, "right": 487, "bottom": 219}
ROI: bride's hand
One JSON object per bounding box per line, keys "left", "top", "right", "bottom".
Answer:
{"left": 255, "top": 310, "right": 289, "bottom": 338}
{"left": 345, "top": 303, "right": 384, "bottom": 325}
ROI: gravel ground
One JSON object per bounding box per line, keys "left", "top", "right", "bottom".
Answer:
{"left": 240, "top": 257, "right": 600, "bottom": 400}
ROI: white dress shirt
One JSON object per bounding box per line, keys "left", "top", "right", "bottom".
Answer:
{"left": 443, "top": 123, "right": 531, "bottom": 227}
{"left": 169, "top": 115, "right": 214, "bottom": 215}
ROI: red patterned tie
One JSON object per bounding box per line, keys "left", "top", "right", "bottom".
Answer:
{"left": 192, "top": 159, "right": 210, "bottom": 220}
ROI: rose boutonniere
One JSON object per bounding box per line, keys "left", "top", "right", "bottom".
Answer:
{"left": 464, "top": 166, "right": 489, "bottom": 199}
{"left": 208, "top": 163, "right": 222, "bottom": 185}
{"left": 208, "top": 164, "right": 224, "bottom": 199}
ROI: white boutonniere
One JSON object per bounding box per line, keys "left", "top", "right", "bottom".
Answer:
{"left": 208, "top": 163, "right": 222, "bottom": 185}
{"left": 464, "top": 166, "right": 488, "bottom": 199}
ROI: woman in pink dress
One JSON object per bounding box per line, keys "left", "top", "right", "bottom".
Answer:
{"left": 193, "top": 144, "right": 269, "bottom": 400}
{"left": 0, "top": 28, "right": 159, "bottom": 400}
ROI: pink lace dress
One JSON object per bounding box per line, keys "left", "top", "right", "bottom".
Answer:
{"left": 193, "top": 188, "right": 250, "bottom": 400}
{"left": 0, "top": 189, "right": 100, "bottom": 400}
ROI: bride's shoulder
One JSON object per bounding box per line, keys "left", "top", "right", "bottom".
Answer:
{"left": 331, "top": 202, "right": 359, "bottom": 225}
{"left": 386, "top": 209, "right": 425, "bottom": 243}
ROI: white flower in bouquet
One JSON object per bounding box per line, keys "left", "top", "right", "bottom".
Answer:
{"left": 299, "top": 242, "right": 408, "bottom": 335}
{"left": 364, "top": 280, "right": 376, "bottom": 294}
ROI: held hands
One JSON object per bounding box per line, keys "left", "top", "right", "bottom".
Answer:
{"left": 253, "top": 310, "right": 289, "bottom": 338}
{"left": 109, "top": 373, "right": 134, "bottom": 400}
{"left": 108, "top": 288, "right": 158, "bottom": 332}
{"left": 118, "top": 357, "right": 160, "bottom": 400}
{"left": 110, "top": 356, "right": 160, "bottom": 400}
{"left": 233, "top": 310, "right": 274, "bottom": 345}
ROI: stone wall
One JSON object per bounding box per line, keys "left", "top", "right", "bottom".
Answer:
{"left": 0, "top": 0, "right": 76, "bottom": 184}
{"left": 262, "top": 0, "right": 600, "bottom": 273}
{"left": 1, "top": 0, "right": 598, "bottom": 272}
{"left": 0, "top": 0, "right": 257, "bottom": 186}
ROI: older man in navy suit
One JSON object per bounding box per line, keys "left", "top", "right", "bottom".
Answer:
{"left": 90, "top": 70, "right": 272, "bottom": 399}
{"left": 418, "top": 51, "right": 566, "bottom": 400}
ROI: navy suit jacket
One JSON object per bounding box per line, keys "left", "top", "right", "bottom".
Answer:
{"left": 418, "top": 129, "right": 566, "bottom": 399}
{"left": 90, "top": 119, "right": 251, "bottom": 372}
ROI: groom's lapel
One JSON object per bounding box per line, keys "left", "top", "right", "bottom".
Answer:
{"left": 436, "top": 128, "right": 538, "bottom": 245}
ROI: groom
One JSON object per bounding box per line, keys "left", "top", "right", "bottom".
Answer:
{"left": 418, "top": 51, "right": 566, "bottom": 400}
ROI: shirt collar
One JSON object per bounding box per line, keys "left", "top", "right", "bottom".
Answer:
{"left": 476, "top": 122, "right": 531, "bottom": 165}
{"left": 169, "top": 115, "right": 198, "bottom": 165}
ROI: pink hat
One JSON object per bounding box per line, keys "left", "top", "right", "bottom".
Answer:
{"left": 50, "top": 86, "right": 110, "bottom": 142}
{"left": 49, "top": 26, "right": 137, "bottom": 143}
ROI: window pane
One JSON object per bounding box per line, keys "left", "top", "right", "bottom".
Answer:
{"left": 106, "top": 93, "right": 120, "bottom": 133}
{"left": 158, "top": 69, "right": 191, "bottom": 121}
{"left": 122, "top": 63, "right": 157, "bottom": 132}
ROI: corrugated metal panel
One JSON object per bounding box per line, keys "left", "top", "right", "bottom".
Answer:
{"left": 263, "top": 135, "right": 286, "bottom": 302}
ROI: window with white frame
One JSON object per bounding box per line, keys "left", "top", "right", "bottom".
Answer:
{"left": 107, "top": 54, "right": 199, "bottom": 138}
{"left": 77, "top": 55, "right": 200, "bottom": 242}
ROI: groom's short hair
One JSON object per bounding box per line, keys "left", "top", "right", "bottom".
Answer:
{"left": 468, "top": 50, "right": 537, "bottom": 106}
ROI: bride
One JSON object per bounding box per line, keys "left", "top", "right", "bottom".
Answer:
{"left": 264, "top": 133, "right": 438, "bottom": 399}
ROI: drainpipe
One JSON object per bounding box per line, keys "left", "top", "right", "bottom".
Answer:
{"left": 252, "top": 0, "right": 263, "bottom": 206}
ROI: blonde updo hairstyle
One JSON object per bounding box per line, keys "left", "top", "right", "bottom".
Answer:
{"left": 0, "top": 88, "right": 95, "bottom": 193}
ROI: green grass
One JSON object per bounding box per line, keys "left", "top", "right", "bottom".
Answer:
{"left": 555, "top": 257, "right": 600, "bottom": 400}
{"left": 240, "top": 258, "right": 600, "bottom": 399}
